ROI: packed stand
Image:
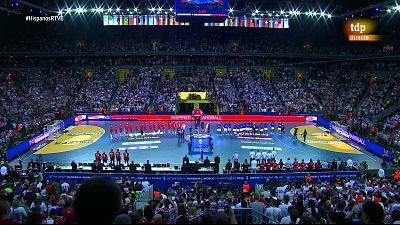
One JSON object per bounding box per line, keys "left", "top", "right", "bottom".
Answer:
{"left": 73, "top": 68, "right": 117, "bottom": 112}
{"left": 272, "top": 68, "right": 321, "bottom": 113}
{"left": 155, "top": 76, "right": 179, "bottom": 112}
{"left": 110, "top": 68, "right": 159, "bottom": 112}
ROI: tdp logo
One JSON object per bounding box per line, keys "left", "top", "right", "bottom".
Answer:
{"left": 350, "top": 23, "right": 366, "bottom": 34}
{"left": 344, "top": 18, "right": 380, "bottom": 42}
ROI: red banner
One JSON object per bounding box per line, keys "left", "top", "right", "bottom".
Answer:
{"left": 78, "top": 114, "right": 306, "bottom": 122}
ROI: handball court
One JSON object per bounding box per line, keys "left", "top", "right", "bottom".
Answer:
{"left": 20, "top": 120, "right": 382, "bottom": 170}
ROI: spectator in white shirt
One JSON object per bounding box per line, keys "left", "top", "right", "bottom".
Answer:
{"left": 251, "top": 159, "right": 258, "bottom": 173}
{"left": 61, "top": 181, "right": 70, "bottom": 193}
{"left": 0, "top": 165, "right": 7, "bottom": 177}
{"left": 265, "top": 197, "right": 282, "bottom": 224}
{"left": 347, "top": 157, "right": 354, "bottom": 169}
{"left": 280, "top": 206, "right": 300, "bottom": 224}
{"left": 285, "top": 158, "right": 292, "bottom": 171}
{"left": 279, "top": 195, "right": 292, "bottom": 218}
{"left": 10, "top": 199, "right": 27, "bottom": 222}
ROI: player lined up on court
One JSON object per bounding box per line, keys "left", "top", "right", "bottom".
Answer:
{"left": 216, "top": 122, "right": 285, "bottom": 136}
{"left": 95, "top": 148, "right": 131, "bottom": 166}
{"left": 109, "top": 121, "right": 185, "bottom": 140}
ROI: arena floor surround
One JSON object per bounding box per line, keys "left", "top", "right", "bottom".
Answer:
{"left": 20, "top": 119, "right": 382, "bottom": 170}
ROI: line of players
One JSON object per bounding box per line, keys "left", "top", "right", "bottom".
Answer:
{"left": 94, "top": 149, "right": 130, "bottom": 166}
{"left": 109, "top": 121, "right": 187, "bottom": 140}
{"left": 217, "top": 122, "right": 286, "bottom": 136}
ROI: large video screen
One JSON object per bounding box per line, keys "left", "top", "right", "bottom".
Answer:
{"left": 175, "top": 0, "right": 229, "bottom": 17}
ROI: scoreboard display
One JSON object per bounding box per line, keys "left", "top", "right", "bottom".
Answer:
{"left": 175, "top": 0, "right": 229, "bottom": 22}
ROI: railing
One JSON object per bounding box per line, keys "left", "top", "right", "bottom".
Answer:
{"left": 232, "top": 208, "right": 279, "bottom": 224}
{"left": 133, "top": 184, "right": 154, "bottom": 211}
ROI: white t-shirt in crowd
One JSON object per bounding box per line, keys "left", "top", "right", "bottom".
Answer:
{"left": 276, "top": 187, "right": 286, "bottom": 200}
{"left": 61, "top": 182, "right": 70, "bottom": 192}
{"left": 251, "top": 160, "right": 258, "bottom": 169}
{"left": 285, "top": 160, "right": 291, "bottom": 169}
{"left": 36, "top": 182, "right": 43, "bottom": 190}
{"left": 279, "top": 203, "right": 291, "bottom": 218}
{"left": 256, "top": 152, "right": 262, "bottom": 159}
{"left": 280, "top": 216, "right": 299, "bottom": 224}
{"left": 0, "top": 166, "right": 7, "bottom": 176}
{"left": 265, "top": 207, "right": 282, "bottom": 224}
{"left": 250, "top": 151, "right": 256, "bottom": 158}
{"left": 347, "top": 158, "right": 354, "bottom": 168}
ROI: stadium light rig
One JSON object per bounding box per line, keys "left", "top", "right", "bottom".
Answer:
{"left": 99, "top": 7, "right": 104, "bottom": 13}
{"left": 75, "top": 7, "right": 85, "bottom": 14}
{"left": 59, "top": 5, "right": 336, "bottom": 18}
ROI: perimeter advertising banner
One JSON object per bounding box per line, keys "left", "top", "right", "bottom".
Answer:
{"left": 317, "top": 117, "right": 387, "bottom": 159}
{"left": 43, "top": 171, "right": 360, "bottom": 189}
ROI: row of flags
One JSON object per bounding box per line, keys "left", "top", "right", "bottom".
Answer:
{"left": 103, "top": 15, "right": 289, "bottom": 29}
{"left": 103, "top": 15, "right": 189, "bottom": 26}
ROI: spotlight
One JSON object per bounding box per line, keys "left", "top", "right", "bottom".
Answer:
{"left": 255, "top": 9, "right": 259, "bottom": 14}
{"left": 312, "top": 11, "right": 317, "bottom": 16}
{"left": 75, "top": 7, "right": 84, "bottom": 14}
{"left": 150, "top": 7, "right": 155, "bottom": 12}
{"left": 66, "top": 8, "right": 71, "bottom": 13}
{"left": 116, "top": 7, "right": 120, "bottom": 12}
{"left": 320, "top": 12, "right": 325, "bottom": 16}
{"left": 107, "top": 8, "right": 112, "bottom": 12}
{"left": 229, "top": 8, "right": 234, "bottom": 13}
{"left": 327, "top": 13, "right": 332, "bottom": 18}
{"left": 58, "top": 10, "right": 63, "bottom": 15}
{"left": 169, "top": 7, "right": 173, "bottom": 12}
{"left": 134, "top": 7, "right": 139, "bottom": 12}
{"left": 158, "top": 7, "right": 162, "bottom": 12}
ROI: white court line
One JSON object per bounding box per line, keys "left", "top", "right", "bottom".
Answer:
{"left": 241, "top": 146, "right": 282, "bottom": 151}
{"left": 118, "top": 145, "right": 159, "bottom": 150}
{"left": 122, "top": 140, "right": 161, "bottom": 146}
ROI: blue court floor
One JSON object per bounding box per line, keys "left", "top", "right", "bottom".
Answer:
{"left": 21, "top": 120, "right": 382, "bottom": 169}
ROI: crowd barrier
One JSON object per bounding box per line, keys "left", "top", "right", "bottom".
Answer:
{"left": 43, "top": 171, "right": 360, "bottom": 190}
